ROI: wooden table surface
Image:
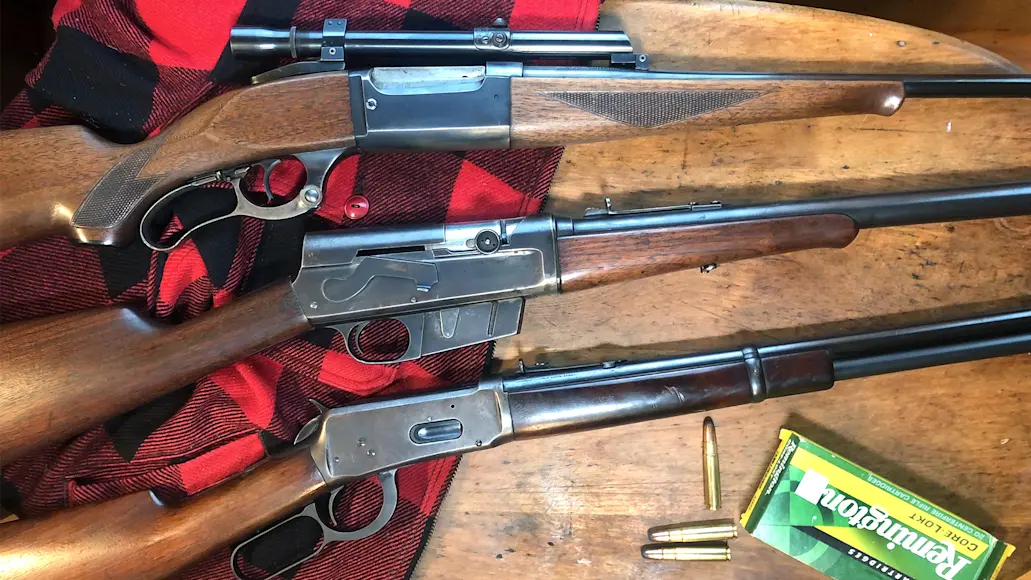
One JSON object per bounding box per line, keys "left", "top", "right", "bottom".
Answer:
{"left": 415, "top": 1, "right": 1031, "bottom": 579}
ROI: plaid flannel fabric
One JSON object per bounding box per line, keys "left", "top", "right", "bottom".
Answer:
{"left": 0, "top": 0, "right": 599, "bottom": 577}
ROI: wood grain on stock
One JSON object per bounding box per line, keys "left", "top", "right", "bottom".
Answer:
{"left": 0, "top": 280, "right": 311, "bottom": 464}
{"left": 0, "top": 449, "right": 327, "bottom": 580}
{"left": 0, "top": 126, "right": 122, "bottom": 246}
{"left": 509, "top": 77, "right": 904, "bottom": 147}
{"left": 557, "top": 215, "right": 859, "bottom": 291}
{"left": 0, "top": 72, "right": 355, "bottom": 248}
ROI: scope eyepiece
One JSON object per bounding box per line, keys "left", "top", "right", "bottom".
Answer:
{"left": 231, "top": 26, "right": 324, "bottom": 58}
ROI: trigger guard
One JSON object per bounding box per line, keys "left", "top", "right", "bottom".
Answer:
{"left": 322, "top": 469, "right": 399, "bottom": 542}
{"left": 229, "top": 175, "right": 316, "bottom": 222}
{"left": 228, "top": 149, "right": 353, "bottom": 223}
{"left": 294, "top": 148, "right": 353, "bottom": 191}
{"left": 332, "top": 316, "right": 424, "bottom": 365}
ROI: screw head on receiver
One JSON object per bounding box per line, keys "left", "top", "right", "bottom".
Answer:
{"left": 474, "top": 230, "right": 501, "bottom": 253}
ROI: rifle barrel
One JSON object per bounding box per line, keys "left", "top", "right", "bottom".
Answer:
{"left": 902, "top": 77, "right": 1031, "bottom": 98}
{"left": 761, "top": 308, "right": 1031, "bottom": 359}
{"left": 832, "top": 331, "right": 1031, "bottom": 381}
{"left": 502, "top": 308, "right": 1031, "bottom": 393}
{"left": 560, "top": 182, "right": 1031, "bottom": 235}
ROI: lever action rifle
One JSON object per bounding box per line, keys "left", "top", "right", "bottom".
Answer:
{"left": 1, "top": 307, "right": 1028, "bottom": 580}
{"left": 1, "top": 181, "right": 1031, "bottom": 463}
{"left": 1, "top": 19, "right": 1029, "bottom": 250}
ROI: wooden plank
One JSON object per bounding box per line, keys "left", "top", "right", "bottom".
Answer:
{"left": 788, "top": 0, "right": 1031, "bottom": 69}
{"left": 416, "top": 1, "right": 1031, "bottom": 579}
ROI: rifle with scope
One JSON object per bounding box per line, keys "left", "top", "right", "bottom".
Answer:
{"left": 1, "top": 18, "right": 1028, "bottom": 250}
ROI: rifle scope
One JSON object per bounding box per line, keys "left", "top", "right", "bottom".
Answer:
{"left": 231, "top": 21, "right": 634, "bottom": 60}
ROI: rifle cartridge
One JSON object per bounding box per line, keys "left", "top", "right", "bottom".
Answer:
{"left": 702, "top": 417, "right": 721, "bottom": 511}
{"left": 641, "top": 543, "right": 732, "bottom": 561}
{"left": 648, "top": 519, "right": 738, "bottom": 543}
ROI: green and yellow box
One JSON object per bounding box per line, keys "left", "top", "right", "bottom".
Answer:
{"left": 741, "top": 429, "right": 1014, "bottom": 580}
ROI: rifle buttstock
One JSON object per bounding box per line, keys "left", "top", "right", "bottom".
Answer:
{"left": 557, "top": 214, "right": 859, "bottom": 291}
{"left": 0, "top": 126, "right": 120, "bottom": 248}
{"left": 0, "top": 449, "right": 327, "bottom": 580}
{"left": 0, "top": 73, "right": 356, "bottom": 249}
{"left": 509, "top": 77, "right": 905, "bottom": 147}
{"left": 0, "top": 279, "right": 311, "bottom": 464}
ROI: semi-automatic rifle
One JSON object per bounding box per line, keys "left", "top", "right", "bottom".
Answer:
{"left": 1, "top": 181, "right": 1030, "bottom": 463}
{"left": 0, "top": 306, "right": 1028, "bottom": 580}
{"left": 1, "top": 19, "right": 1029, "bottom": 250}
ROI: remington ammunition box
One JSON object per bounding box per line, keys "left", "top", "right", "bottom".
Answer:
{"left": 741, "top": 429, "right": 1014, "bottom": 580}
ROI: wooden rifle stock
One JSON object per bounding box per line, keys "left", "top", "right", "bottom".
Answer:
{"left": 0, "top": 73, "right": 356, "bottom": 249}
{"left": 558, "top": 214, "right": 860, "bottom": 291}
{"left": 510, "top": 77, "right": 904, "bottom": 147}
{"left": 0, "top": 280, "right": 311, "bottom": 465}
{"left": 0, "top": 449, "right": 327, "bottom": 580}
{"left": 0, "top": 72, "right": 901, "bottom": 249}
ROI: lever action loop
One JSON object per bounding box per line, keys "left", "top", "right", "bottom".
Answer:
{"left": 138, "top": 160, "right": 307, "bottom": 252}
{"left": 136, "top": 164, "right": 239, "bottom": 251}
{"left": 139, "top": 148, "right": 354, "bottom": 252}
{"left": 230, "top": 469, "right": 398, "bottom": 580}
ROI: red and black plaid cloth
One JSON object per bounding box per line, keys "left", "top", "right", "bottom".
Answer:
{"left": 0, "top": 0, "right": 599, "bottom": 577}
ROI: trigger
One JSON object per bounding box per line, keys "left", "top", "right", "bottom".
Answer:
{"left": 326, "top": 486, "right": 345, "bottom": 528}
{"left": 260, "top": 159, "right": 281, "bottom": 203}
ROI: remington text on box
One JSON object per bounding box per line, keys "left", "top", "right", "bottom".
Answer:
{"left": 741, "top": 429, "right": 1014, "bottom": 580}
